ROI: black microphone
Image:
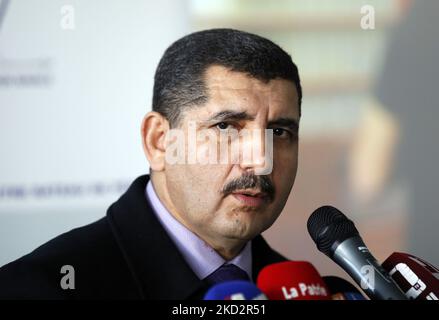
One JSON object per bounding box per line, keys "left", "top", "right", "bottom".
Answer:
{"left": 307, "top": 205, "right": 407, "bottom": 300}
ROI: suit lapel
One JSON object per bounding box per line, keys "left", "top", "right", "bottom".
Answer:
{"left": 106, "top": 175, "right": 206, "bottom": 299}
{"left": 251, "top": 234, "right": 287, "bottom": 282}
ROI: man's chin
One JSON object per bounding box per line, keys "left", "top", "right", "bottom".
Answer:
{"left": 216, "top": 219, "right": 263, "bottom": 241}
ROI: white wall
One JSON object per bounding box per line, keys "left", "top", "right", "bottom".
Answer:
{"left": 0, "top": 0, "right": 189, "bottom": 266}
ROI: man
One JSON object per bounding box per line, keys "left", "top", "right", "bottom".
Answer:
{"left": 0, "top": 29, "right": 355, "bottom": 299}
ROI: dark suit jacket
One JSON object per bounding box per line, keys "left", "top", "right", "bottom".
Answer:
{"left": 0, "top": 175, "right": 356, "bottom": 299}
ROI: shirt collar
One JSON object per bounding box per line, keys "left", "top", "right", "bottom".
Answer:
{"left": 145, "top": 180, "right": 252, "bottom": 280}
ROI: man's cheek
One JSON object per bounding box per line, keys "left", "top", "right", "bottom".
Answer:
{"left": 278, "top": 177, "right": 295, "bottom": 198}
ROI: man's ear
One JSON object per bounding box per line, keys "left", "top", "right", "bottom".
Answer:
{"left": 141, "top": 111, "right": 169, "bottom": 172}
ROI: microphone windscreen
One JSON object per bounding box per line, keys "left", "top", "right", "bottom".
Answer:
{"left": 203, "top": 280, "right": 267, "bottom": 300}
{"left": 307, "top": 206, "right": 359, "bottom": 256}
{"left": 256, "top": 261, "right": 330, "bottom": 300}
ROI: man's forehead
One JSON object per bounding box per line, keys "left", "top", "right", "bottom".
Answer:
{"left": 172, "top": 65, "right": 299, "bottom": 126}
{"left": 181, "top": 106, "right": 299, "bottom": 133}
{"left": 204, "top": 65, "right": 294, "bottom": 93}
{"left": 204, "top": 65, "right": 263, "bottom": 90}
{"left": 184, "top": 100, "right": 299, "bottom": 126}
{"left": 202, "top": 65, "right": 299, "bottom": 116}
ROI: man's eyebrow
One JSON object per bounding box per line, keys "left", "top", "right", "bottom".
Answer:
{"left": 205, "top": 110, "right": 255, "bottom": 122}
{"left": 205, "top": 111, "right": 299, "bottom": 131}
{"left": 268, "top": 118, "right": 299, "bottom": 132}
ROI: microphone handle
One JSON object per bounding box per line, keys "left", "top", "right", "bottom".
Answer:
{"left": 332, "top": 236, "right": 407, "bottom": 300}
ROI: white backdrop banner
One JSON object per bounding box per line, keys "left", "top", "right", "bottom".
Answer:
{"left": 0, "top": 0, "right": 189, "bottom": 211}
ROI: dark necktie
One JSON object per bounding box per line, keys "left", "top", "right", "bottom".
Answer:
{"left": 204, "top": 263, "right": 251, "bottom": 285}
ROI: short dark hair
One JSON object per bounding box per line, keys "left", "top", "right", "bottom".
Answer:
{"left": 152, "top": 28, "right": 302, "bottom": 127}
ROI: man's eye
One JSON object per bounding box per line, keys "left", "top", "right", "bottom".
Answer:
{"left": 216, "top": 122, "right": 231, "bottom": 130}
{"left": 273, "top": 128, "right": 289, "bottom": 137}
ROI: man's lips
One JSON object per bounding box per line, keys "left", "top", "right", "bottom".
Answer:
{"left": 231, "top": 190, "right": 270, "bottom": 207}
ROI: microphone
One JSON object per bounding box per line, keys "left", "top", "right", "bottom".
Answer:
{"left": 323, "top": 276, "right": 366, "bottom": 300}
{"left": 203, "top": 280, "right": 267, "bottom": 300}
{"left": 256, "top": 261, "right": 331, "bottom": 300}
{"left": 307, "top": 205, "right": 407, "bottom": 300}
{"left": 331, "top": 292, "right": 365, "bottom": 300}
{"left": 382, "top": 252, "right": 439, "bottom": 300}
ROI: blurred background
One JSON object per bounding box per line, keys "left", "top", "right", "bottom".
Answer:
{"left": 1, "top": 0, "right": 438, "bottom": 283}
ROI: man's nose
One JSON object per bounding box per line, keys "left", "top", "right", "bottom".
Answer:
{"left": 238, "top": 128, "right": 273, "bottom": 175}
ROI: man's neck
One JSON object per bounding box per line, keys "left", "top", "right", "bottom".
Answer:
{"left": 210, "top": 242, "right": 247, "bottom": 261}
{"left": 149, "top": 172, "right": 247, "bottom": 261}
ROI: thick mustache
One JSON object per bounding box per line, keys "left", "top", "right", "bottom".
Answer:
{"left": 222, "top": 172, "right": 275, "bottom": 200}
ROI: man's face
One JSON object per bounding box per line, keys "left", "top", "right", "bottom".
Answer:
{"left": 164, "top": 65, "right": 299, "bottom": 245}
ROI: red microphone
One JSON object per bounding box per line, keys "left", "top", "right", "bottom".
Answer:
{"left": 256, "top": 261, "right": 330, "bottom": 300}
{"left": 382, "top": 252, "right": 439, "bottom": 300}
